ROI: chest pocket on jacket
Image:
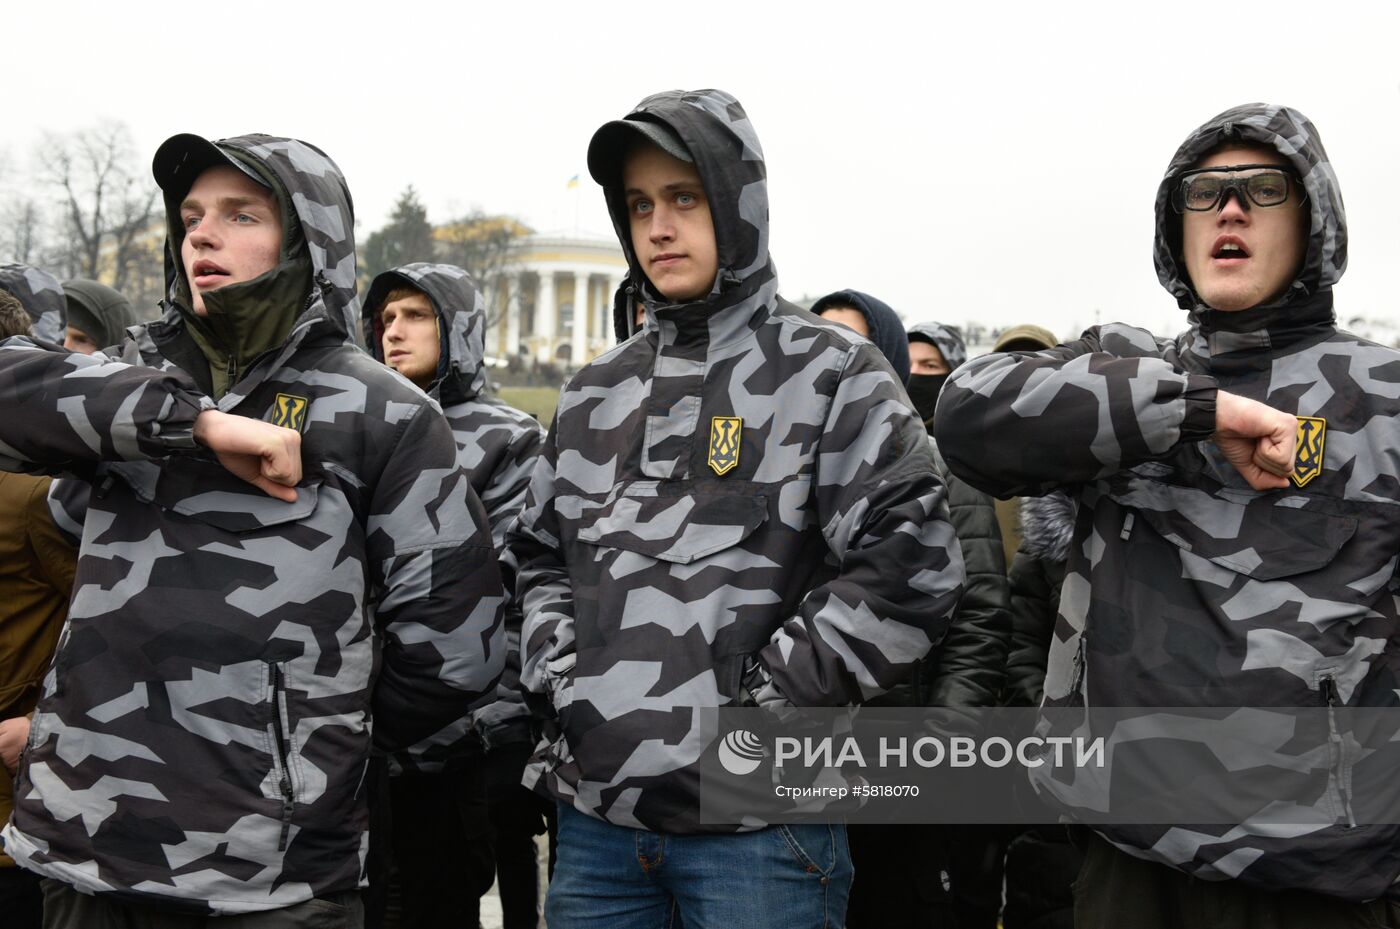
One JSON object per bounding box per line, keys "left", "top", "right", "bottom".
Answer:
{"left": 573, "top": 487, "right": 768, "bottom": 564}
{"left": 569, "top": 486, "right": 778, "bottom": 709}
{"left": 110, "top": 457, "right": 320, "bottom": 532}
{"left": 1108, "top": 477, "right": 1356, "bottom": 581}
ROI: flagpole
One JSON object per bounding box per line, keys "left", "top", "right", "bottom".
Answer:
{"left": 567, "top": 173, "right": 582, "bottom": 234}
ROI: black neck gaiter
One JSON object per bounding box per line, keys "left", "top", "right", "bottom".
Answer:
{"left": 907, "top": 373, "right": 949, "bottom": 425}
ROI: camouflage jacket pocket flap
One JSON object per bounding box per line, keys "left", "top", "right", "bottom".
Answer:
{"left": 574, "top": 490, "right": 767, "bottom": 565}
{"left": 1117, "top": 481, "right": 1356, "bottom": 581}
{"left": 150, "top": 456, "right": 321, "bottom": 532}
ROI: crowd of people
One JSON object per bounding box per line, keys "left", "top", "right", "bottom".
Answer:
{"left": 0, "top": 87, "right": 1393, "bottom": 929}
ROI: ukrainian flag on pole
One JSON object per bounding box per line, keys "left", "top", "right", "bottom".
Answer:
{"left": 567, "top": 174, "right": 580, "bottom": 189}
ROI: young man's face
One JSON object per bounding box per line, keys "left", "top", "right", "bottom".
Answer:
{"left": 819, "top": 306, "right": 870, "bottom": 338}
{"left": 909, "top": 340, "right": 950, "bottom": 375}
{"left": 1181, "top": 145, "right": 1308, "bottom": 312}
{"left": 380, "top": 291, "right": 440, "bottom": 389}
{"left": 622, "top": 143, "right": 718, "bottom": 303}
{"left": 179, "top": 166, "right": 283, "bottom": 316}
{"left": 64, "top": 326, "right": 99, "bottom": 355}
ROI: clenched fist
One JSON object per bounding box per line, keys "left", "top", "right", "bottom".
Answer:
{"left": 1214, "top": 391, "right": 1296, "bottom": 491}
{"left": 0, "top": 716, "right": 31, "bottom": 774}
{"left": 193, "top": 410, "right": 303, "bottom": 501}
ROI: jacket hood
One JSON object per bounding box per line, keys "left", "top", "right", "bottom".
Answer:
{"left": 1153, "top": 104, "right": 1346, "bottom": 314}
{"left": 157, "top": 134, "right": 360, "bottom": 344}
{"left": 62, "top": 279, "right": 145, "bottom": 350}
{"left": 811, "top": 289, "right": 910, "bottom": 383}
{"left": 594, "top": 89, "right": 776, "bottom": 319}
{"left": 364, "top": 262, "right": 487, "bottom": 404}
{"left": 611, "top": 271, "right": 636, "bottom": 342}
{"left": 0, "top": 264, "right": 65, "bottom": 343}
{"left": 907, "top": 321, "right": 968, "bottom": 371}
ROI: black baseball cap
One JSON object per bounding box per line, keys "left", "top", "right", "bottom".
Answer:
{"left": 152, "top": 133, "right": 266, "bottom": 200}
{"left": 587, "top": 117, "right": 693, "bottom": 187}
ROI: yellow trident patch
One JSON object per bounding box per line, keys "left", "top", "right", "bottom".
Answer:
{"left": 1292, "top": 416, "right": 1326, "bottom": 488}
{"left": 708, "top": 416, "right": 743, "bottom": 476}
{"left": 271, "top": 393, "right": 310, "bottom": 432}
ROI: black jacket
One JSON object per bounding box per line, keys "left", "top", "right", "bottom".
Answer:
{"left": 924, "top": 443, "right": 1009, "bottom": 708}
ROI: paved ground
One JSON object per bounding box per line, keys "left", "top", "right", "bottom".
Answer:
{"left": 481, "top": 884, "right": 504, "bottom": 928}
{"left": 479, "top": 834, "right": 550, "bottom": 929}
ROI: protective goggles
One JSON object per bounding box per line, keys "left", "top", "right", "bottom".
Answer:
{"left": 1171, "top": 164, "right": 1302, "bottom": 213}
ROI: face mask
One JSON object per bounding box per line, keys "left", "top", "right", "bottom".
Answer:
{"left": 906, "top": 373, "right": 949, "bottom": 424}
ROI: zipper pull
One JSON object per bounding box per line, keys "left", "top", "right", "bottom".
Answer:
{"left": 1071, "top": 633, "right": 1088, "bottom": 694}
{"left": 1322, "top": 676, "right": 1339, "bottom": 707}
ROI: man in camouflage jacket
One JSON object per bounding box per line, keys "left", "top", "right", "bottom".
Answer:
{"left": 0, "top": 133, "right": 505, "bottom": 922}
{"left": 365, "top": 262, "right": 544, "bottom": 756}
{"left": 364, "top": 263, "right": 545, "bottom": 927}
{"left": 506, "top": 89, "right": 965, "bottom": 926}
{"left": 937, "top": 104, "right": 1400, "bottom": 921}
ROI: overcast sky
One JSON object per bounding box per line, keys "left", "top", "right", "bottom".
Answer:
{"left": 6, "top": 2, "right": 1397, "bottom": 339}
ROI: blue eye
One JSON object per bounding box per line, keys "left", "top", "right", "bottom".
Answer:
{"left": 633, "top": 200, "right": 653, "bottom": 215}
{"left": 677, "top": 193, "right": 695, "bottom": 206}
{"left": 183, "top": 215, "right": 201, "bottom": 229}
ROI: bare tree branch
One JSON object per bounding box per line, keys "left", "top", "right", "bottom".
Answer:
{"left": 34, "top": 122, "right": 160, "bottom": 303}
{"left": 436, "top": 212, "right": 530, "bottom": 331}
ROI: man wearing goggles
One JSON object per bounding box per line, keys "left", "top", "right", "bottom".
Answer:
{"left": 938, "top": 103, "right": 1400, "bottom": 927}
{"left": 1173, "top": 156, "right": 1310, "bottom": 313}
{"left": 1173, "top": 163, "right": 1301, "bottom": 212}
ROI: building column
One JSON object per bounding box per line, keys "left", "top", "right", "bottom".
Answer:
{"left": 593, "top": 275, "right": 608, "bottom": 341}
{"left": 534, "top": 270, "right": 556, "bottom": 363}
{"left": 609, "top": 275, "right": 626, "bottom": 334}
{"left": 503, "top": 272, "right": 521, "bottom": 358}
{"left": 571, "top": 270, "right": 589, "bottom": 366}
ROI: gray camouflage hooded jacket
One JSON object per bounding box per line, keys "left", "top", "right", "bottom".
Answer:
{"left": 935, "top": 104, "right": 1400, "bottom": 901}
{"left": 506, "top": 89, "right": 965, "bottom": 833}
{"left": 0, "top": 135, "right": 505, "bottom": 914}
{"left": 365, "top": 263, "right": 544, "bottom": 749}
{"left": 0, "top": 263, "right": 66, "bottom": 343}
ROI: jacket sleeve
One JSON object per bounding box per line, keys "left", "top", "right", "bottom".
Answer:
{"left": 744, "top": 344, "right": 966, "bottom": 707}
{"left": 45, "top": 478, "right": 89, "bottom": 550}
{"left": 1004, "top": 542, "right": 1057, "bottom": 708}
{"left": 0, "top": 337, "right": 209, "bottom": 475}
{"left": 932, "top": 325, "right": 1218, "bottom": 498}
{"left": 924, "top": 442, "right": 1010, "bottom": 709}
{"left": 478, "top": 421, "right": 546, "bottom": 550}
{"left": 503, "top": 416, "right": 576, "bottom": 725}
{"left": 368, "top": 402, "right": 506, "bottom": 766}
{"left": 470, "top": 422, "right": 546, "bottom": 750}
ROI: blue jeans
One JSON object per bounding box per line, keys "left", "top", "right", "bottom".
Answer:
{"left": 547, "top": 803, "right": 852, "bottom": 929}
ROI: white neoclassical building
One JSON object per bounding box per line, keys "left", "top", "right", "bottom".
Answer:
{"left": 480, "top": 232, "right": 628, "bottom": 367}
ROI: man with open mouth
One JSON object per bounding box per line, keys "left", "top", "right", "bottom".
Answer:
{"left": 937, "top": 104, "right": 1400, "bottom": 926}
{"left": 0, "top": 133, "right": 506, "bottom": 927}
